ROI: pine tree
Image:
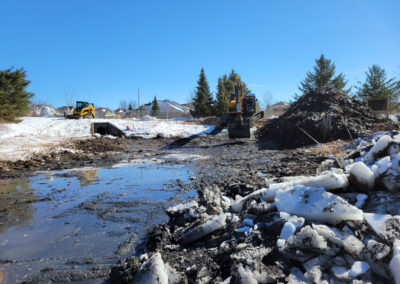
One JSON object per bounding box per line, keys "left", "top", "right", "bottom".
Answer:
{"left": 227, "top": 69, "right": 251, "bottom": 95}
{"left": 191, "top": 68, "right": 214, "bottom": 117}
{"left": 356, "top": 65, "right": 400, "bottom": 109}
{"left": 0, "top": 67, "right": 34, "bottom": 123}
{"left": 151, "top": 96, "right": 160, "bottom": 118}
{"left": 215, "top": 77, "right": 229, "bottom": 116}
{"left": 293, "top": 54, "right": 349, "bottom": 101}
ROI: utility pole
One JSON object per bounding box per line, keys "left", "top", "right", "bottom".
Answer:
{"left": 137, "top": 88, "right": 140, "bottom": 119}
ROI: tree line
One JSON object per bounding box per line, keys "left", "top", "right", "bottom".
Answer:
{"left": 192, "top": 56, "right": 400, "bottom": 117}
{"left": 1, "top": 57, "right": 399, "bottom": 122}
{"left": 191, "top": 68, "right": 251, "bottom": 118}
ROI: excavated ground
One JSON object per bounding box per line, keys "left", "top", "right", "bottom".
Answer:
{"left": 0, "top": 131, "right": 332, "bottom": 283}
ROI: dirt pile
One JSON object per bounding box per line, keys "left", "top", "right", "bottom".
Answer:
{"left": 257, "top": 86, "right": 396, "bottom": 148}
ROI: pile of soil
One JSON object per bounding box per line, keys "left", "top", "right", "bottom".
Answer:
{"left": 257, "top": 86, "right": 396, "bottom": 148}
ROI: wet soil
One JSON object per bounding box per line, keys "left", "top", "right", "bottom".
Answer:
{"left": 0, "top": 131, "right": 332, "bottom": 283}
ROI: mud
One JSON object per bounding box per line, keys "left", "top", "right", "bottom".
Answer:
{"left": 0, "top": 137, "right": 175, "bottom": 179}
{"left": 257, "top": 86, "right": 397, "bottom": 148}
{"left": 0, "top": 130, "right": 333, "bottom": 283}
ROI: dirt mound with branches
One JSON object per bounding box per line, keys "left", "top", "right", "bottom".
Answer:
{"left": 257, "top": 86, "right": 396, "bottom": 148}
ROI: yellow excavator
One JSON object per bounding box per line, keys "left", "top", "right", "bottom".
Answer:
{"left": 227, "top": 82, "right": 263, "bottom": 138}
{"left": 66, "top": 101, "right": 95, "bottom": 119}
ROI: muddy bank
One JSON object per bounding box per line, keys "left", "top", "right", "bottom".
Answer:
{"left": 0, "top": 137, "right": 175, "bottom": 179}
{"left": 109, "top": 132, "right": 400, "bottom": 283}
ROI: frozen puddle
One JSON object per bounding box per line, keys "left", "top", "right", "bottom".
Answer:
{"left": 0, "top": 162, "right": 195, "bottom": 283}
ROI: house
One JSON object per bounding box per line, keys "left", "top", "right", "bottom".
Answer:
{"left": 266, "top": 101, "right": 290, "bottom": 116}
{"left": 95, "top": 107, "right": 110, "bottom": 118}
{"left": 114, "top": 108, "right": 127, "bottom": 119}
{"left": 142, "top": 99, "right": 191, "bottom": 119}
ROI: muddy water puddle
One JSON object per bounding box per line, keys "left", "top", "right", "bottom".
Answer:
{"left": 0, "top": 161, "right": 195, "bottom": 283}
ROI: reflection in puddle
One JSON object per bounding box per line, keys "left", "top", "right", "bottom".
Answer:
{"left": 0, "top": 162, "right": 195, "bottom": 283}
{"left": 0, "top": 178, "right": 35, "bottom": 234}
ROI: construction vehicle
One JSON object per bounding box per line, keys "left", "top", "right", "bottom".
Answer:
{"left": 66, "top": 101, "right": 95, "bottom": 119}
{"left": 227, "top": 83, "right": 264, "bottom": 138}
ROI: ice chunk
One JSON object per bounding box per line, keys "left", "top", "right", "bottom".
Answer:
{"left": 178, "top": 213, "right": 227, "bottom": 245}
{"left": 348, "top": 261, "right": 370, "bottom": 278}
{"left": 355, "top": 194, "right": 368, "bottom": 208}
{"left": 363, "top": 135, "right": 393, "bottom": 163}
{"left": 133, "top": 252, "right": 169, "bottom": 284}
{"left": 312, "top": 224, "right": 365, "bottom": 256}
{"left": 231, "top": 188, "right": 268, "bottom": 213}
{"left": 375, "top": 156, "right": 392, "bottom": 174}
{"left": 280, "top": 222, "right": 297, "bottom": 241}
{"left": 237, "top": 264, "right": 257, "bottom": 284}
{"left": 390, "top": 240, "right": 400, "bottom": 284}
{"left": 349, "top": 162, "right": 375, "bottom": 190}
{"left": 288, "top": 226, "right": 327, "bottom": 251}
{"left": 366, "top": 239, "right": 390, "bottom": 261}
{"left": 166, "top": 201, "right": 198, "bottom": 213}
{"left": 275, "top": 185, "right": 363, "bottom": 225}
{"left": 276, "top": 239, "right": 286, "bottom": 248}
{"left": 331, "top": 266, "right": 349, "bottom": 279}
{"left": 268, "top": 172, "right": 348, "bottom": 192}
{"left": 364, "top": 213, "right": 400, "bottom": 242}
{"left": 240, "top": 218, "right": 254, "bottom": 227}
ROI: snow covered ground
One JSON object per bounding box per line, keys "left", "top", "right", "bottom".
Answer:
{"left": 0, "top": 117, "right": 214, "bottom": 161}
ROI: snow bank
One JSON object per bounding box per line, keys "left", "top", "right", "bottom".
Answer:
{"left": 275, "top": 185, "right": 363, "bottom": 225}
{"left": 0, "top": 117, "right": 215, "bottom": 161}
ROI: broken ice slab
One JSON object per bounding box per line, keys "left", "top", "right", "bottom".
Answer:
{"left": 133, "top": 252, "right": 168, "bottom": 284}
{"left": 364, "top": 213, "right": 400, "bottom": 243}
{"left": 363, "top": 135, "right": 393, "bottom": 163}
{"left": 312, "top": 224, "right": 365, "bottom": 256}
{"left": 275, "top": 185, "right": 363, "bottom": 225}
{"left": 268, "top": 171, "right": 349, "bottom": 192}
{"left": 177, "top": 213, "right": 227, "bottom": 245}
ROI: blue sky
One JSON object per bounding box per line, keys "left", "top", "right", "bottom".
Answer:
{"left": 0, "top": 0, "right": 399, "bottom": 109}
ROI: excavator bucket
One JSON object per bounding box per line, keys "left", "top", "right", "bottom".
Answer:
{"left": 228, "top": 123, "right": 251, "bottom": 138}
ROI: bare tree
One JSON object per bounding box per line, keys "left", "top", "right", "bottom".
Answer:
{"left": 64, "top": 87, "right": 76, "bottom": 109}
{"left": 128, "top": 99, "right": 137, "bottom": 118}
{"left": 262, "top": 91, "right": 275, "bottom": 111}
{"left": 119, "top": 100, "right": 128, "bottom": 110}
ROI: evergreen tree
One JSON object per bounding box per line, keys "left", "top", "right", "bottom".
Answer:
{"left": 191, "top": 68, "right": 214, "bottom": 117}
{"left": 0, "top": 67, "right": 34, "bottom": 123}
{"left": 227, "top": 69, "right": 251, "bottom": 95}
{"left": 293, "top": 54, "right": 349, "bottom": 101}
{"left": 215, "top": 77, "right": 229, "bottom": 116}
{"left": 151, "top": 96, "right": 160, "bottom": 118}
{"left": 356, "top": 65, "right": 400, "bottom": 109}
{"left": 128, "top": 103, "right": 133, "bottom": 111}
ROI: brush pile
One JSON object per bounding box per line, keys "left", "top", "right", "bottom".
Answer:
{"left": 257, "top": 86, "right": 395, "bottom": 148}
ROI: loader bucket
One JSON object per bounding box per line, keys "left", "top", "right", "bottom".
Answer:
{"left": 228, "top": 123, "right": 251, "bottom": 138}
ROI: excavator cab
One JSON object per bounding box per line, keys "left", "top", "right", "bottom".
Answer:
{"left": 227, "top": 84, "right": 263, "bottom": 138}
